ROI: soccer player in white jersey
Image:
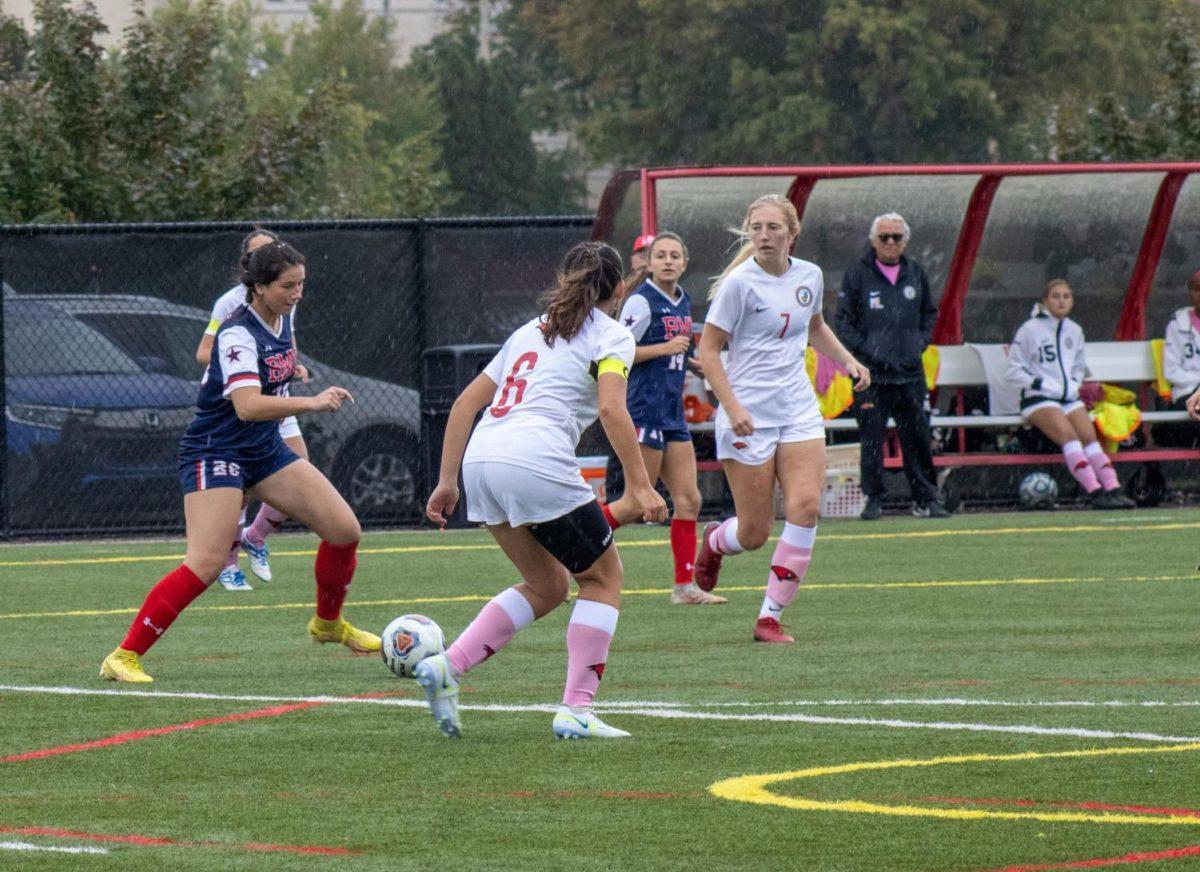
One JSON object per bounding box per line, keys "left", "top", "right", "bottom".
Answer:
{"left": 420, "top": 241, "right": 668, "bottom": 740}
{"left": 1005, "top": 279, "right": 1134, "bottom": 509}
{"left": 695, "top": 194, "right": 871, "bottom": 643}
{"left": 195, "top": 229, "right": 312, "bottom": 589}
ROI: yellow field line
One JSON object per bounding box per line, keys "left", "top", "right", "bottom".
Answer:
{"left": 3, "top": 520, "right": 1199, "bottom": 569}
{"left": 2, "top": 573, "right": 1194, "bottom": 620}
{"left": 710, "top": 742, "right": 1200, "bottom": 826}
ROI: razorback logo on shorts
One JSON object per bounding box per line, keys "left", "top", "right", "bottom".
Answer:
{"left": 732, "top": 441, "right": 749, "bottom": 450}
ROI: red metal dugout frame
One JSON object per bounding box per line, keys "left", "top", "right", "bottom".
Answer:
{"left": 598, "top": 163, "right": 1200, "bottom": 342}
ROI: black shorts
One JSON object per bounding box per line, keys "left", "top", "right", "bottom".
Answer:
{"left": 528, "top": 499, "right": 613, "bottom": 575}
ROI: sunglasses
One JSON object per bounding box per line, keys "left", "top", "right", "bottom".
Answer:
{"left": 877, "top": 233, "right": 906, "bottom": 244}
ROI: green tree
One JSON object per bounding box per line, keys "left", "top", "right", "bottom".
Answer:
{"left": 414, "top": 7, "right": 584, "bottom": 215}
{"left": 0, "top": 0, "right": 448, "bottom": 222}
{"left": 1037, "top": 11, "right": 1200, "bottom": 160}
{"left": 511, "top": 0, "right": 1188, "bottom": 166}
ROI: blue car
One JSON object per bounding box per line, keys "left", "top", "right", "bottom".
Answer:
{"left": 4, "top": 298, "right": 198, "bottom": 530}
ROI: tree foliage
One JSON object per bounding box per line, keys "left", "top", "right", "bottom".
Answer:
{"left": 0, "top": 0, "right": 450, "bottom": 222}
{"left": 1038, "top": 10, "right": 1200, "bottom": 160}
{"left": 413, "top": 7, "right": 583, "bottom": 215}
{"left": 509, "top": 0, "right": 1187, "bottom": 165}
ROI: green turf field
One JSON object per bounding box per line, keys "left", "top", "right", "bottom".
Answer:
{"left": 3, "top": 509, "right": 1200, "bottom": 870}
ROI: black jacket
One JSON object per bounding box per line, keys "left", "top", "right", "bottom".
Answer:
{"left": 834, "top": 251, "right": 937, "bottom": 384}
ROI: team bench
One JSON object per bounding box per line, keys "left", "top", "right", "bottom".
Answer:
{"left": 690, "top": 342, "right": 1199, "bottom": 471}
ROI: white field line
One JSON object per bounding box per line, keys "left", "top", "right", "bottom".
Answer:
{"left": 2, "top": 685, "right": 1197, "bottom": 744}
{"left": 0, "top": 841, "right": 108, "bottom": 855}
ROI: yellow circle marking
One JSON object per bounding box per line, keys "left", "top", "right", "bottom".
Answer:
{"left": 710, "top": 743, "right": 1200, "bottom": 825}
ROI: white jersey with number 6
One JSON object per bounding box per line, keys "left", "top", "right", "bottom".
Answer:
{"left": 705, "top": 256, "right": 824, "bottom": 427}
{"left": 464, "top": 311, "right": 636, "bottom": 484}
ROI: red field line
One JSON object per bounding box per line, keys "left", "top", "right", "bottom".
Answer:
{"left": 983, "top": 844, "right": 1200, "bottom": 871}
{"left": 0, "top": 826, "right": 358, "bottom": 856}
{"left": 0, "top": 702, "right": 321, "bottom": 764}
{"left": 922, "top": 796, "right": 1200, "bottom": 819}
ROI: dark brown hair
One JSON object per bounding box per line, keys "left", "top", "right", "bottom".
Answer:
{"left": 241, "top": 241, "right": 305, "bottom": 304}
{"left": 540, "top": 241, "right": 624, "bottom": 346}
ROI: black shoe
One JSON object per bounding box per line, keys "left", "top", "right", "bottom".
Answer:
{"left": 1107, "top": 489, "right": 1137, "bottom": 509}
{"left": 860, "top": 496, "right": 883, "bottom": 520}
{"left": 1091, "top": 490, "right": 1126, "bottom": 510}
{"left": 912, "top": 501, "right": 950, "bottom": 518}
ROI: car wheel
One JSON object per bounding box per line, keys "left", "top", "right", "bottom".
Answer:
{"left": 334, "top": 433, "right": 420, "bottom": 520}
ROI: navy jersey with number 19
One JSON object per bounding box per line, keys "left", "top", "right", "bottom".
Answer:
{"left": 620, "top": 280, "right": 693, "bottom": 430}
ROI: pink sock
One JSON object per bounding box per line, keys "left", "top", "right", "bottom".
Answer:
{"left": 224, "top": 531, "right": 241, "bottom": 570}
{"left": 1084, "top": 442, "right": 1119, "bottom": 491}
{"left": 710, "top": 517, "right": 744, "bottom": 555}
{"left": 225, "top": 508, "right": 247, "bottom": 570}
{"left": 1062, "top": 440, "right": 1100, "bottom": 493}
{"left": 760, "top": 523, "right": 815, "bottom": 619}
{"left": 445, "top": 587, "right": 536, "bottom": 675}
{"left": 563, "top": 599, "right": 618, "bottom": 707}
{"left": 245, "top": 503, "right": 287, "bottom": 547}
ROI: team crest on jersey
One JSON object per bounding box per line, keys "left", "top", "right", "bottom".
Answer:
{"left": 795, "top": 286, "right": 813, "bottom": 307}
{"left": 1064, "top": 337, "right": 1074, "bottom": 349}
{"left": 903, "top": 285, "right": 916, "bottom": 300}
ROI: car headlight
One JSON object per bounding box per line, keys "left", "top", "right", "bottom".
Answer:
{"left": 6, "top": 404, "right": 95, "bottom": 429}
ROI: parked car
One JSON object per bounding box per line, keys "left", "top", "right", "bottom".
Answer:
{"left": 6, "top": 294, "right": 423, "bottom": 527}
{"left": 4, "top": 297, "right": 199, "bottom": 529}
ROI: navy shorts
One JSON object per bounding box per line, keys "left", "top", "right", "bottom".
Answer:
{"left": 633, "top": 425, "right": 692, "bottom": 452}
{"left": 179, "top": 443, "right": 300, "bottom": 495}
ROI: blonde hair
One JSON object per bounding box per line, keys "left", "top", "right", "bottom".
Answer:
{"left": 708, "top": 194, "right": 800, "bottom": 300}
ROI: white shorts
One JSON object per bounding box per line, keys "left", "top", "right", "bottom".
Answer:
{"left": 1020, "top": 399, "right": 1085, "bottom": 421}
{"left": 715, "top": 409, "right": 825, "bottom": 466}
{"left": 463, "top": 461, "right": 594, "bottom": 527}
{"left": 278, "top": 416, "right": 302, "bottom": 441}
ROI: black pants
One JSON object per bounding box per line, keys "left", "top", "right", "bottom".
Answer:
{"left": 1151, "top": 397, "right": 1200, "bottom": 448}
{"left": 855, "top": 380, "right": 938, "bottom": 503}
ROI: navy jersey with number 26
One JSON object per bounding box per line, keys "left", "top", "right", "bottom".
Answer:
{"left": 619, "top": 279, "right": 693, "bottom": 430}
{"left": 179, "top": 304, "right": 296, "bottom": 462}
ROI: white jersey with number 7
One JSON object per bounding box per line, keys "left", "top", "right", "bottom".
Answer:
{"left": 463, "top": 311, "right": 636, "bottom": 484}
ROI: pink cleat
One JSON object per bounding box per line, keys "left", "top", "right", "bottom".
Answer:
{"left": 694, "top": 521, "right": 725, "bottom": 592}
{"left": 753, "top": 617, "right": 794, "bottom": 644}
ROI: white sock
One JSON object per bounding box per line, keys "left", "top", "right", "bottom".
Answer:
{"left": 758, "top": 595, "right": 785, "bottom": 620}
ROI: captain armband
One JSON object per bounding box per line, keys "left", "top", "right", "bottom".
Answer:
{"left": 596, "top": 357, "right": 630, "bottom": 380}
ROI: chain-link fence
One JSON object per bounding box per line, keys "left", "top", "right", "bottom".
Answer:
{"left": 1, "top": 217, "right": 593, "bottom": 536}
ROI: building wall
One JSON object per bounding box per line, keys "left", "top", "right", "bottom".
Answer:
{"left": 4, "top": 0, "right": 461, "bottom": 60}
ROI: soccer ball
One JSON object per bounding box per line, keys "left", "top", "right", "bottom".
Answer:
{"left": 380, "top": 614, "right": 445, "bottom": 678}
{"left": 1018, "top": 471, "right": 1058, "bottom": 509}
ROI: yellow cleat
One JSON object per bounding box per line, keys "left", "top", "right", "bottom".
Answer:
{"left": 307, "top": 615, "right": 381, "bottom": 654}
{"left": 99, "top": 648, "right": 153, "bottom": 683}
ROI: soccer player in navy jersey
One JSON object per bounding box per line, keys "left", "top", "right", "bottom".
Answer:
{"left": 195, "top": 228, "right": 310, "bottom": 590}
{"left": 100, "top": 241, "right": 378, "bottom": 682}
{"left": 600, "top": 232, "right": 726, "bottom": 605}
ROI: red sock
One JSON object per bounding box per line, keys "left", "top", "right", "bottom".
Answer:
{"left": 600, "top": 502, "right": 621, "bottom": 531}
{"left": 120, "top": 565, "right": 208, "bottom": 655}
{"left": 670, "top": 518, "right": 697, "bottom": 585}
{"left": 315, "top": 540, "right": 358, "bottom": 620}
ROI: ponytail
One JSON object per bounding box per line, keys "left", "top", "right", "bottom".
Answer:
{"left": 708, "top": 194, "right": 801, "bottom": 300}
{"left": 540, "top": 241, "right": 624, "bottom": 347}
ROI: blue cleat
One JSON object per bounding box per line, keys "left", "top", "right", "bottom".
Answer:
{"left": 217, "top": 566, "right": 253, "bottom": 592}
{"left": 241, "top": 534, "right": 272, "bottom": 582}
{"left": 414, "top": 654, "right": 461, "bottom": 738}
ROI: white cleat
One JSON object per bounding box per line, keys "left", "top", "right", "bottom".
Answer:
{"left": 217, "top": 566, "right": 253, "bottom": 591}
{"left": 414, "top": 654, "right": 461, "bottom": 738}
{"left": 241, "top": 534, "right": 272, "bottom": 582}
{"left": 552, "top": 706, "right": 631, "bottom": 740}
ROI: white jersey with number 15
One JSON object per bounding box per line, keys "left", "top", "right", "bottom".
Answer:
{"left": 464, "top": 311, "right": 635, "bottom": 484}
